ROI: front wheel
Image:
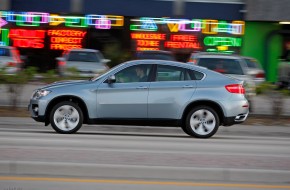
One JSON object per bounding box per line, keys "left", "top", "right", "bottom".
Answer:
{"left": 185, "top": 106, "right": 219, "bottom": 138}
{"left": 50, "top": 101, "right": 83, "bottom": 134}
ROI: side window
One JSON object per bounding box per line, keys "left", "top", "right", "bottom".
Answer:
{"left": 188, "top": 70, "right": 204, "bottom": 80}
{"left": 156, "top": 65, "right": 188, "bottom": 82}
{"left": 115, "top": 64, "right": 151, "bottom": 83}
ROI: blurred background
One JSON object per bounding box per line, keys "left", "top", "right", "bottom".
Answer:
{"left": 0, "top": 1, "right": 290, "bottom": 189}
{"left": 0, "top": 0, "right": 290, "bottom": 117}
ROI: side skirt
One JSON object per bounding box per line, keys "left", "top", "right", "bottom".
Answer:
{"left": 87, "top": 118, "right": 181, "bottom": 127}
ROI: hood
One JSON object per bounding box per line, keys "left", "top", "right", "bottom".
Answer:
{"left": 42, "top": 80, "right": 90, "bottom": 89}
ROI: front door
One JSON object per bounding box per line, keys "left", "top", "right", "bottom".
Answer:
{"left": 97, "top": 64, "right": 152, "bottom": 118}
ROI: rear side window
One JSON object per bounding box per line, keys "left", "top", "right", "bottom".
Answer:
{"left": 198, "top": 58, "right": 244, "bottom": 75}
{"left": 0, "top": 48, "right": 10, "bottom": 56}
{"left": 156, "top": 65, "right": 192, "bottom": 81}
{"left": 68, "top": 52, "right": 100, "bottom": 62}
{"left": 191, "top": 70, "right": 204, "bottom": 80}
{"left": 244, "top": 58, "right": 261, "bottom": 69}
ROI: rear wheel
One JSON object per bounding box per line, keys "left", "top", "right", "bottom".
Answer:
{"left": 50, "top": 101, "right": 83, "bottom": 134}
{"left": 185, "top": 106, "right": 219, "bottom": 138}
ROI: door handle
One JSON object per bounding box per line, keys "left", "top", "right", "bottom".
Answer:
{"left": 136, "top": 86, "right": 148, "bottom": 89}
{"left": 182, "top": 85, "right": 194, "bottom": 88}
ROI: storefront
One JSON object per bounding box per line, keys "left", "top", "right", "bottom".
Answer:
{"left": 0, "top": 11, "right": 245, "bottom": 68}
{"left": 130, "top": 17, "right": 244, "bottom": 60}
{"left": 0, "top": 11, "right": 124, "bottom": 70}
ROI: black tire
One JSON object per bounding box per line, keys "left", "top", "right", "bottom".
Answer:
{"left": 50, "top": 101, "right": 83, "bottom": 134}
{"left": 181, "top": 125, "right": 191, "bottom": 135}
{"left": 185, "top": 106, "right": 219, "bottom": 138}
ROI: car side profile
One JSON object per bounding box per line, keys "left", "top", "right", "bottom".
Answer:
{"left": 28, "top": 60, "right": 249, "bottom": 138}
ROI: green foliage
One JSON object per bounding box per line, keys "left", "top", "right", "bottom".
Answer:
{"left": 0, "top": 67, "right": 37, "bottom": 84}
{"left": 104, "top": 43, "right": 132, "bottom": 68}
{"left": 41, "top": 70, "right": 58, "bottom": 83}
{"left": 256, "top": 82, "right": 290, "bottom": 96}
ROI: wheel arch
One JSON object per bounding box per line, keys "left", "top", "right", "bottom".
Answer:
{"left": 181, "top": 100, "right": 225, "bottom": 126}
{"left": 45, "top": 95, "right": 89, "bottom": 125}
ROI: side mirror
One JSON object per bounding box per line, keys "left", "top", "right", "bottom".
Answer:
{"left": 107, "top": 75, "right": 116, "bottom": 84}
{"left": 102, "top": 59, "right": 111, "bottom": 64}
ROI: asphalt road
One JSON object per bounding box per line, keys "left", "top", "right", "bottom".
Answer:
{"left": 0, "top": 117, "right": 290, "bottom": 190}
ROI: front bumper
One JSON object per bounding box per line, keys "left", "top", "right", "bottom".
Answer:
{"left": 28, "top": 99, "right": 48, "bottom": 123}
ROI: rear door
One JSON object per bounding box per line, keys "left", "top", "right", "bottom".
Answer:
{"left": 148, "top": 64, "right": 196, "bottom": 119}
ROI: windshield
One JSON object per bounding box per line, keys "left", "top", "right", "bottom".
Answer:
{"left": 68, "top": 51, "right": 101, "bottom": 62}
{"left": 0, "top": 48, "right": 10, "bottom": 57}
{"left": 198, "top": 58, "right": 244, "bottom": 75}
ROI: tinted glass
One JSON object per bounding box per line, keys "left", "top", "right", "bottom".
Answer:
{"left": 115, "top": 64, "right": 151, "bottom": 83}
{"left": 156, "top": 65, "right": 191, "bottom": 81}
{"left": 244, "top": 58, "right": 260, "bottom": 69}
{"left": 0, "top": 48, "right": 10, "bottom": 56}
{"left": 191, "top": 70, "right": 204, "bottom": 80}
{"left": 68, "top": 52, "right": 100, "bottom": 62}
{"left": 198, "top": 58, "right": 244, "bottom": 75}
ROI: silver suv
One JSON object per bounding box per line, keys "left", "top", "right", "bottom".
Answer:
{"left": 56, "top": 48, "right": 110, "bottom": 77}
{"left": 28, "top": 60, "right": 249, "bottom": 138}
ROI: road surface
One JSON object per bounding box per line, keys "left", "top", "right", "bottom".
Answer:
{"left": 0, "top": 117, "right": 290, "bottom": 190}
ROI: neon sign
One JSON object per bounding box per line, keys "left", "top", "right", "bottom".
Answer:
{"left": 0, "top": 18, "right": 8, "bottom": 28}
{"left": 164, "top": 34, "right": 201, "bottom": 49}
{"left": 0, "top": 11, "right": 124, "bottom": 29}
{"left": 48, "top": 29, "right": 86, "bottom": 50}
{"left": 131, "top": 33, "right": 166, "bottom": 40}
{"left": 131, "top": 33, "right": 166, "bottom": 51}
{"left": 9, "top": 29, "right": 45, "bottom": 48}
{"left": 130, "top": 17, "right": 244, "bottom": 35}
{"left": 0, "top": 29, "right": 9, "bottom": 46}
{"left": 204, "top": 36, "right": 242, "bottom": 47}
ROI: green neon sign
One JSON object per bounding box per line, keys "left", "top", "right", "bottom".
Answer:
{"left": 204, "top": 36, "right": 242, "bottom": 47}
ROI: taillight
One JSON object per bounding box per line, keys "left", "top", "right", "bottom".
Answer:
{"left": 188, "top": 58, "right": 197, "bottom": 64}
{"left": 255, "top": 72, "right": 265, "bottom": 79}
{"left": 225, "top": 84, "right": 245, "bottom": 94}
{"left": 7, "top": 62, "right": 16, "bottom": 67}
{"left": 58, "top": 61, "right": 66, "bottom": 66}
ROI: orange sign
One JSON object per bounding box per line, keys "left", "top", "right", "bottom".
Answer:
{"left": 9, "top": 29, "right": 45, "bottom": 48}
{"left": 48, "top": 29, "right": 86, "bottom": 50}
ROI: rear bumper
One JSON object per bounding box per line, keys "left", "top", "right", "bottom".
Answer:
{"left": 223, "top": 112, "right": 249, "bottom": 126}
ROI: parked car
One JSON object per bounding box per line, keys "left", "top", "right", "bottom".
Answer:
{"left": 0, "top": 46, "right": 23, "bottom": 74}
{"left": 242, "top": 56, "right": 265, "bottom": 84}
{"left": 56, "top": 48, "right": 110, "bottom": 77}
{"left": 135, "top": 50, "right": 176, "bottom": 61}
{"left": 28, "top": 59, "right": 249, "bottom": 138}
{"left": 187, "top": 52, "right": 257, "bottom": 101}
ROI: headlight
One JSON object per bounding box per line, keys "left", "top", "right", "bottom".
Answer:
{"left": 32, "top": 89, "right": 51, "bottom": 99}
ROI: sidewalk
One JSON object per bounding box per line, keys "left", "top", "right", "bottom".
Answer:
{"left": 1, "top": 84, "right": 290, "bottom": 116}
